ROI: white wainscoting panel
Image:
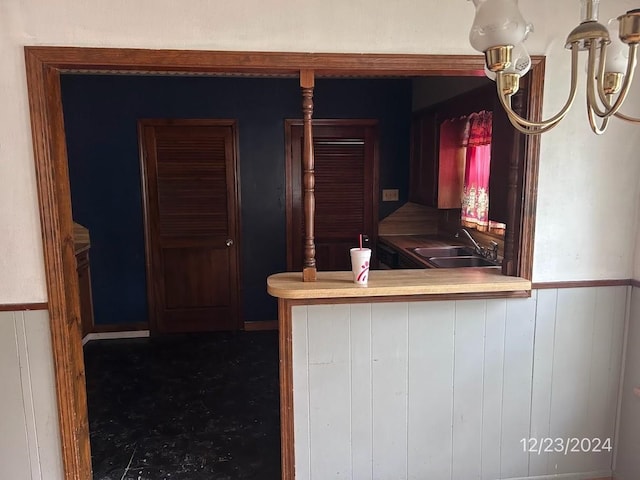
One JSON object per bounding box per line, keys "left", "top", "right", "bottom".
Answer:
{"left": 371, "top": 302, "right": 409, "bottom": 480}
{"left": 291, "top": 286, "right": 628, "bottom": 480}
{"left": 616, "top": 286, "right": 640, "bottom": 480}
{"left": 0, "top": 310, "right": 63, "bottom": 480}
{"left": 407, "top": 301, "right": 454, "bottom": 480}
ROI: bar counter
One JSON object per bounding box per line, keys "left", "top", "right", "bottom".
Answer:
{"left": 268, "top": 268, "right": 532, "bottom": 479}
{"left": 267, "top": 268, "right": 531, "bottom": 300}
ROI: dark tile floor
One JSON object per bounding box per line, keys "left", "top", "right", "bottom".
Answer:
{"left": 83, "top": 331, "right": 281, "bottom": 480}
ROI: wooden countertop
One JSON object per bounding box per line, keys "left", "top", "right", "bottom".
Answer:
{"left": 267, "top": 269, "right": 531, "bottom": 300}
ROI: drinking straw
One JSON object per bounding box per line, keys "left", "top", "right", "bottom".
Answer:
{"left": 359, "top": 234, "right": 363, "bottom": 250}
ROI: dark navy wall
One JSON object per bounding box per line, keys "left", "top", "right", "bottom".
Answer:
{"left": 61, "top": 75, "right": 411, "bottom": 326}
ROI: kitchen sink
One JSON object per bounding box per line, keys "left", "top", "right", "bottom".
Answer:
{"left": 427, "top": 255, "right": 498, "bottom": 268}
{"left": 411, "top": 246, "right": 475, "bottom": 258}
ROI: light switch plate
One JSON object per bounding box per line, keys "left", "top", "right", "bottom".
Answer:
{"left": 382, "top": 189, "right": 399, "bottom": 202}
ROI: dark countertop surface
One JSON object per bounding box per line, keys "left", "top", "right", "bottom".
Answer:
{"left": 379, "top": 234, "right": 467, "bottom": 268}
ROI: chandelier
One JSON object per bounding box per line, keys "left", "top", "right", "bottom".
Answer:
{"left": 468, "top": 0, "right": 640, "bottom": 134}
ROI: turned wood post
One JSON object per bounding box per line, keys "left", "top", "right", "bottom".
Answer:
{"left": 300, "top": 70, "right": 317, "bottom": 282}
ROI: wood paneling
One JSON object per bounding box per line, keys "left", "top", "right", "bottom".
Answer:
{"left": 289, "top": 287, "right": 626, "bottom": 479}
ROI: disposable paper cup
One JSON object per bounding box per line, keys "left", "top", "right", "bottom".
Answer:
{"left": 350, "top": 248, "right": 371, "bottom": 285}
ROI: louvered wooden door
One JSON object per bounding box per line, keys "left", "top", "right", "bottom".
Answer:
{"left": 286, "top": 120, "right": 379, "bottom": 271}
{"left": 139, "top": 120, "right": 241, "bottom": 333}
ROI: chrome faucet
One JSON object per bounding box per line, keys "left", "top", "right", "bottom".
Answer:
{"left": 455, "top": 228, "right": 500, "bottom": 262}
{"left": 455, "top": 228, "right": 483, "bottom": 255}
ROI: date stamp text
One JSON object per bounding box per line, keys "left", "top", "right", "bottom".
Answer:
{"left": 520, "top": 437, "right": 612, "bottom": 455}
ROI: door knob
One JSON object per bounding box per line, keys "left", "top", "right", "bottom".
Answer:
{"left": 226, "top": 239, "right": 234, "bottom": 247}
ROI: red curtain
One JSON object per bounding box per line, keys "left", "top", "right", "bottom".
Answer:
{"left": 461, "top": 111, "right": 492, "bottom": 231}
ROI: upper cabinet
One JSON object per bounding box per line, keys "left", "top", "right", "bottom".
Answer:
{"left": 408, "top": 110, "right": 438, "bottom": 207}
{"left": 408, "top": 82, "right": 526, "bottom": 226}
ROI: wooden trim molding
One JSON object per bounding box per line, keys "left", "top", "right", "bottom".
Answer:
{"left": 532, "top": 279, "right": 632, "bottom": 290}
{"left": 90, "top": 322, "right": 149, "bottom": 333}
{"left": 23, "top": 46, "right": 544, "bottom": 480}
{"left": 25, "top": 49, "right": 92, "bottom": 480}
{"left": 0, "top": 302, "right": 48, "bottom": 312}
{"left": 278, "top": 299, "right": 295, "bottom": 480}
{"left": 631, "top": 279, "right": 640, "bottom": 289}
{"left": 244, "top": 320, "right": 278, "bottom": 331}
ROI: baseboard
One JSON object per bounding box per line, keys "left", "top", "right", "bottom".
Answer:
{"left": 244, "top": 320, "right": 278, "bottom": 331}
{"left": 82, "top": 330, "right": 150, "bottom": 345}
{"left": 499, "top": 473, "right": 611, "bottom": 480}
{"left": 90, "top": 321, "right": 148, "bottom": 333}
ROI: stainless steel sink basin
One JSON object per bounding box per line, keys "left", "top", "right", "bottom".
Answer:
{"left": 427, "top": 256, "right": 498, "bottom": 268}
{"left": 411, "top": 246, "right": 475, "bottom": 258}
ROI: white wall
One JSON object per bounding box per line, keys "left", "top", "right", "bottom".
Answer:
{"left": 2, "top": 1, "right": 640, "bottom": 479}
{"left": 292, "top": 287, "right": 628, "bottom": 480}
{"left": 0, "top": 310, "right": 63, "bottom": 480}
{"left": 616, "top": 286, "right": 640, "bottom": 480}
{"left": 2, "top": 0, "right": 640, "bottom": 303}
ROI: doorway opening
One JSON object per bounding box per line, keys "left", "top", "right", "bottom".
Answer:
{"left": 24, "top": 47, "right": 543, "bottom": 479}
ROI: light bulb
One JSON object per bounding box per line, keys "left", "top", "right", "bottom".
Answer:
{"left": 605, "top": 18, "right": 629, "bottom": 74}
{"left": 469, "top": 0, "right": 532, "bottom": 52}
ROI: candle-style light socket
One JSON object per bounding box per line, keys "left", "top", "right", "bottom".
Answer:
{"left": 485, "top": 45, "right": 513, "bottom": 72}
{"left": 497, "top": 72, "right": 521, "bottom": 96}
{"left": 603, "top": 72, "right": 623, "bottom": 94}
{"left": 619, "top": 9, "right": 640, "bottom": 44}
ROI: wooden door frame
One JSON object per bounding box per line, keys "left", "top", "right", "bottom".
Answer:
{"left": 23, "top": 46, "right": 543, "bottom": 479}
{"left": 285, "top": 119, "right": 380, "bottom": 271}
{"left": 138, "top": 118, "right": 243, "bottom": 334}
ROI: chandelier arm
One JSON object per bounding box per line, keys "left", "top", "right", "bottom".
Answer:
{"left": 590, "top": 43, "right": 639, "bottom": 118}
{"left": 587, "top": 41, "right": 613, "bottom": 118}
{"left": 501, "top": 96, "right": 561, "bottom": 134}
{"left": 495, "top": 44, "right": 580, "bottom": 130}
{"left": 594, "top": 41, "right": 611, "bottom": 110}
{"left": 614, "top": 111, "right": 640, "bottom": 123}
{"left": 504, "top": 109, "right": 562, "bottom": 134}
{"left": 587, "top": 99, "right": 611, "bottom": 134}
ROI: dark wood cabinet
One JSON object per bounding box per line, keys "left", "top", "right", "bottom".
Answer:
{"left": 408, "top": 84, "right": 521, "bottom": 224}
{"left": 76, "top": 249, "right": 94, "bottom": 337}
{"left": 73, "top": 222, "right": 94, "bottom": 337}
{"left": 409, "top": 111, "right": 438, "bottom": 206}
{"left": 396, "top": 252, "right": 424, "bottom": 269}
